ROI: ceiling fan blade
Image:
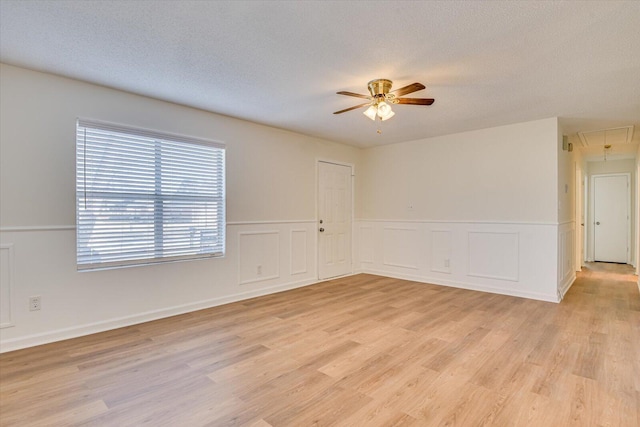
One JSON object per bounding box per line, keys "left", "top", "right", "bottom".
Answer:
{"left": 336, "top": 91, "right": 370, "bottom": 99}
{"left": 333, "top": 102, "right": 371, "bottom": 114}
{"left": 396, "top": 98, "right": 435, "bottom": 105}
{"left": 391, "top": 83, "right": 426, "bottom": 96}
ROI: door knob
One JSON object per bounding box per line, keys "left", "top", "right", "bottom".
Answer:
{"left": 596, "top": 222, "right": 600, "bottom": 225}
{"left": 319, "top": 228, "right": 325, "bottom": 232}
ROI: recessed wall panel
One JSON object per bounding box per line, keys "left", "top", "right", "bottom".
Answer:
{"left": 238, "top": 231, "right": 280, "bottom": 285}
{"left": 359, "top": 226, "right": 374, "bottom": 263}
{"left": 290, "top": 229, "right": 307, "bottom": 275}
{"left": 561, "top": 228, "right": 574, "bottom": 279}
{"left": 0, "top": 245, "right": 14, "bottom": 328}
{"left": 431, "top": 230, "right": 452, "bottom": 274}
{"left": 383, "top": 227, "right": 418, "bottom": 269}
{"left": 468, "top": 231, "right": 519, "bottom": 282}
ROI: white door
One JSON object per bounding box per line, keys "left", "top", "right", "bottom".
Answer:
{"left": 594, "top": 174, "right": 629, "bottom": 263}
{"left": 318, "top": 161, "right": 352, "bottom": 279}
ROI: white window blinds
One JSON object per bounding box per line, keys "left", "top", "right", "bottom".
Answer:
{"left": 76, "top": 119, "right": 225, "bottom": 270}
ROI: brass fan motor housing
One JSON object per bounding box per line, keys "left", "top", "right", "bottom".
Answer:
{"left": 333, "top": 79, "right": 433, "bottom": 116}
{"left": 367, "top": 79, "right": 393, "bottom": 97}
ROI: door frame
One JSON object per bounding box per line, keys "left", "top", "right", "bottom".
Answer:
{"left": 575, "top": 161, "right": 584, "bottom": 270}
{"left": 583, "top": 174, "right": 589, "bottom": 263}
{"left": 315, "top": 159, "right": 355, "bottom": 280}
{"left": 636, "top": 158, "right": 640, "bottom": 272}
{"left": 589, "top": 172, "right": 631, "bottom": 263}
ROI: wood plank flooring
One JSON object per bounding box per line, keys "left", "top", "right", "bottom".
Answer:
{"left": 1, "top": 263, "right": 638, "bottom": 426}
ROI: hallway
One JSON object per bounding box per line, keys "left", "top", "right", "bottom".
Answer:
{"left": 574, "top": 262, "right": 638, "bottom": 294}
{"left": 557, "top": 261, "right": 639, "bottom": 425}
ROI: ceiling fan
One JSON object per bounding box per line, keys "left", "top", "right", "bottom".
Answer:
{"left": 334, "top": 79, "right": 435, "bottom": 121}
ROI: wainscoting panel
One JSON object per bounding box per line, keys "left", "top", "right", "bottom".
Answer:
{"left": 468, "top": 231, "right": 519, "bottom": 282}
{"left": 1, "top": 221, "right": 319, "bottom": 352}
{"left": 383, "top": 227, "right": 418, "bottom": 269}
{"left": 290, "top": 229, "right": 308, "bottom": 275}
{"left": 238, "top": 231, "right": 280, "bottom": 285}
{"left": 561, "top": 230, "right": 574, "bottom": 278}
{"left": 359, "top": 226, "right": 374, "bottom": 264}
{"left": 558, "top": 221, "right": 576, "bottom": 299}
{"left": 356, "top": 220, "right": 561, "bottom": 302}
{"left": 0, "top": 244, "right": 14, "bottom": 328}
{"left": 430, "top": 230, "right": 452, "bottom": 274}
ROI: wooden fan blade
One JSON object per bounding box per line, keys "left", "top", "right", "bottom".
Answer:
{"left": 396, "top": 98, "right": 435, "bottom": 105}
{"left": 333, "top": 102, "right": 371, "bottom": 114}
{"left": 391, "top": 83, "right": 426, "bottom": 96}
{"left": 336, "top": 91, "right": 370, "bottom": 99}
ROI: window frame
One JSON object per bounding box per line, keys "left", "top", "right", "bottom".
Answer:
{"left": 75, "top": 118, "right": 226, "bottom": 271}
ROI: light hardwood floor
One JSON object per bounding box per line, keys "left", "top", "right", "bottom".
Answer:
{"left": 1, "top": 263, "right": 639, "bottom": 426}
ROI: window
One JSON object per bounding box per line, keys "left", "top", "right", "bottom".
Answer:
{"left": 76, "top": 119, "right": 225, "bottom": 270}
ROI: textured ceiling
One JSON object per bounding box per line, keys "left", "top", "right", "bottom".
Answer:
{"left": 1, "top": 1, "right": 639, "bottom": 149}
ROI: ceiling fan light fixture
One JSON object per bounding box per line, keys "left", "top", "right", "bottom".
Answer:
{"left": 363, "top": 105, "right": 377, "bottom": 120}
{"left": 377, "top": 101, "right": 393, "bottom": 120}
{"left": 380, "top": 110, "right": 395, "bottom": 121}
{"left": 334, "top": 79, "right": 433, "bottom": 126}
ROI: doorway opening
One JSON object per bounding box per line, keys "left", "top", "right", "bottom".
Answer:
{"left": 587, "top": 172, "right": 632, "bottom": 265}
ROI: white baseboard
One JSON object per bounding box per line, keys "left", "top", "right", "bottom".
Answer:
{"left": 362, "top": 268, "right": 559, "bottom": 303}
{"left": 315, "top": 271, "right": 360, "bottom": 283}
{"left": 0, "top": 277, "right": 318, "bottom": 353}
{"left": 558, "top": 273, "right": 576, "bottom": 301}
{"left": 0, "top": 264, "right": 568, "bottom": 353}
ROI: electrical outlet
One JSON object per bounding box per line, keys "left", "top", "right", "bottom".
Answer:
{"left": 257, "top": 265, "right": 262, "bottom": 275}
{"left": 444, "top": 259, "right": 450, "bottom": 268}
{"left": 29, "top": 296, "right": 41, "bottom": 311}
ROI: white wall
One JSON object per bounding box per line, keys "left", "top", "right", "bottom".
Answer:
{"left": 359, "top": 118, "right": 558, "bottom": 222}
{"left": 0, "top": 64, "right": 362, "bottom": 351}
{"left": 355, "top": 118, "right": 564, "bottom": 302}
{"left": 556, "top": 121, "right": 577, "bottom": 298}
{"left": 557, "top": 126, "right": 576, "bottom": 224}
{"left": 0, "top": 63, "right": 579, "bottom": 352}
{"left": 0, "top": 65, "right": 362, "bottom": 225}
{"left": 637, "top": 144, "right": 640, "bottom": 279}
{"left": 584, "top": 159, "right": 637, "bottom": 264}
